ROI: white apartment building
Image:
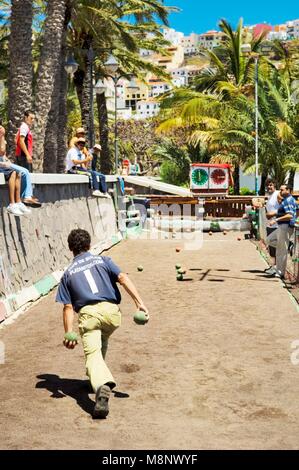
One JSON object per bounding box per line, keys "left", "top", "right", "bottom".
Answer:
{"left": 162, "top": 27, "right": 184, "bottom": 46}
{"left": 171, "top": 65, "right": 201, "bottom": 86}
{"left": 181, "top": 33, "right": 200, "bottom": 55}
{"left": 198, "top": 30, "right": 226, "bottom": 50}
{"left": 268, "top": 30, "right": 288, "bottom": 40}
{"left": 118, "top": 107, "right": 133, "bottom": 120}
{"left": 139, "top": 32, "right": 156, "bottom": 57}
{"left": 149, "top": 45, "right": 184, "bottom": 71}
{"left": 286, "top": 20, "right": 299, "bottom": 39}
{"left": 135, "top": 99, "right": 160, "bottom": 119}
{"left": 148, "top": 78, "right": 172, "bottom": 97}
{"left": 172, "top": 76, "right": 186, "bottom": 88}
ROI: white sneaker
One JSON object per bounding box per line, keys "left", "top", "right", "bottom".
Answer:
{"left": 92, "top": 190, "right": 103, "bottom": 197}
{"left": 92, "top": 190, "right": 111, "bottom": 198}
{"left": 7, "top": 203, "right": 24, "bottom": 216}
{"left": 16, "top": 202, "right": 31, "bottom": 214}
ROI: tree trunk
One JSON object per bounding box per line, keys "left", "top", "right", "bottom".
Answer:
{"left": 44, "top": 1, "right": 72, "bottom": 174}
{"left": 7, "top": 0, "right": 33, "bottom": 158}
{"left": 73, "top": 69, "right": 84, "bottom": 112}
{"left": 32, "top": 0, "right": 67, "bottom": 172}
{"left": 233, "top": 165, "right": 240, "bottom": 195}
{"left": 56, "top": 56, "right": 69, "bottom": 173}
{"left": 43, "top": 65, "right": 61, "bottom": 173}
{"left": 259, "top": 172, "right": 268, "bottom": 195}
{"left": 96, "top": 91, "right": 112, "bottom": 174}
{"left": 288, "top": 169, "right": 295, "bottom": 190}
{"left": 81, "top": 64, "right": 92, "bottom": 142}
{"left": 73, "top": 40, "right": 94, "bottom": 148}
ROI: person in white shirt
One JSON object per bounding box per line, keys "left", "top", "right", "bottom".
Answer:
{"left": 265, "top": 179, "right": 281, "bottom": 274}
{"left": 65, "top": 138, "right": 108, "bottom": 197}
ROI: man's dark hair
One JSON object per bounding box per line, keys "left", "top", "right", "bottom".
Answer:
{"left": 24, "top": 109, "right": 34, "bottom": 117}
{"left": 281, "top": 184, "right": 292, "bottom": 192}
{"left": 68, "top": 229, "right": 91, "bottom": 256}
{"left": 265, "top": 178, "right": 276, "bottom": 186}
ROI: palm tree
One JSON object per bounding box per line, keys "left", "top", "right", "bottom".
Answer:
{"left": 7, "top": 0, "right": 33, "bottom": 157}
{"left": 156, "top": 19, "right": 299, "bottom": 193}
{"left": 68, "top": 0, "right": 171, "bottom": 172}
{"left": 32, "top": 0, "right": 67, "bottom": 172}
{"left": 195, "top": 18, "right": 267, "bottom": 97}
{"left": 45, "top": 0, "right": 72, "bottom": 173}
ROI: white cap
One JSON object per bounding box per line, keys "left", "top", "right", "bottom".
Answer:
{"left": 93, "top": 144, "right": 102, "bottom": 151}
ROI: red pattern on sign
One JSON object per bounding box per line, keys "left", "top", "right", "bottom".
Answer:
{"left": 210, "top": 169, "right": 226, "bottom": 185}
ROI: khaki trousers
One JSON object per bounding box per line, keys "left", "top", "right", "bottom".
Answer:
{"left": 267, "top": 224, "right": 294, "bottom": 276}
{"left": 78, "top": 301, "right": 121, "bottom": 393}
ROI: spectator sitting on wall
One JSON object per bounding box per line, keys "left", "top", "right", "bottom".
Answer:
{"left": 129, "top": 161, "right": 140, "bottom": 176}
{"left": 121, "top": 159, "right": 130, "bottom": 176}
{"left": 69, "top": 127, "right": 91, "bottom": 159}
{"left": 0, "top": 123, "right": 38, "bottom": 212}
{"left": 87, "top": 144, "right": 110, "bottom": 197}
{"left": 0, "top": 164, "right": 29, "bottom": 216}
{"left": 65, "top": 138, "right": 110, "bottom": 198}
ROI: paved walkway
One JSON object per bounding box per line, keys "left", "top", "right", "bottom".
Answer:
{"left": 1, "top": 233, "right": 299, "bottom": 449}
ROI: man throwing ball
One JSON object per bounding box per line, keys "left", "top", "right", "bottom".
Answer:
{"left": 56, "top": 229, "right": 148, "bottom": 419}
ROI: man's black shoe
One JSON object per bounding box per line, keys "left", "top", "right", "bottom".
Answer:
{"left": 93, "top": 384, "right": 111, "bottom": 419}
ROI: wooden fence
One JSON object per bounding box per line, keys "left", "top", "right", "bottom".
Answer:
{"left": 145, "top": 195, "right": 258, "bottom": 218}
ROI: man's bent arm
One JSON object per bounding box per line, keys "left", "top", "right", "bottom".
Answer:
{"left": 276, "top": 213, "right": 292, "bottom": 222}
{"left": 118, "top": 273, "right": 148, "bottom": 313}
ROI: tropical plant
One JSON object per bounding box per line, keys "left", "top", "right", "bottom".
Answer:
{"left": 156, "top": 19, "right": 299, "bottom": 193}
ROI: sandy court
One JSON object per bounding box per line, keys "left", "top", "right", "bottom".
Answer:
{"left": 1, "top": 232, "right": 299, "bottom": 449}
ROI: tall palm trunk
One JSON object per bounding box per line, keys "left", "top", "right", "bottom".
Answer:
{"left": 259, "top": 172, "right": 268, "bottom": 195}
{"left": 33, "top": 0, "right": 67, "bottom": 172}
{"left": 233, "top": 164, "right": 240, "bottom": 194}
{"left": 56, "top": 52, "right": 69, "bottom": 173}
{"left": 96, "top": 92, "right": 112, "bottom": 174}
{"left": 43, "top": 65, "right": 61, "bottom": 173}
{"left": 7, "top": 0, "right": 33, "bottom": 158}
{"left": 74, "top": 68, "right": 91, "bottom": 135}
{"left": 73, "top": 38, "right": 94, "bottom": 147}
{"left": 288, "top": 169, "right": 295, "bottom": 190}
{"left": 45, "top": 1, "right": 72, "bottom": 173}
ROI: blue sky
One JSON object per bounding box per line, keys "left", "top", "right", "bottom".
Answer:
{"left": 164, "top": 0, "right": 298, "bottom": 34}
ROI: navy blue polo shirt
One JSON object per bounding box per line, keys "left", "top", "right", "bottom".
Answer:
{"left": 56, "top": 252, "right": 122, "bottom": 312}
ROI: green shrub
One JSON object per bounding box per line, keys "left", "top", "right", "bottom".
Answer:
{"left": 240, "top": 187, "right": 255, "bottom": 195}
{"left": 160, "top": 161, "right": 189, "bottom": 186}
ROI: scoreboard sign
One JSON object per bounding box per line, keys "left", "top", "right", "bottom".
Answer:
{"left": 190, "top": 163, "right": 232, "bottom": 194}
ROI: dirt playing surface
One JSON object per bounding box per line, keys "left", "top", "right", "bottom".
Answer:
{"left": 1, "top": 232, "right": 299, "bottom": 450}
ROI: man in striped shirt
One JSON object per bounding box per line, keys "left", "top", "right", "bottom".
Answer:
{"left": 268, "top": 184, "right": 297, "bottom": 279}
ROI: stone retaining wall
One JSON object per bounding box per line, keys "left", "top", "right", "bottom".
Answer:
{"left": 0, "top": 174, "right": 121, "bottom": 321}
